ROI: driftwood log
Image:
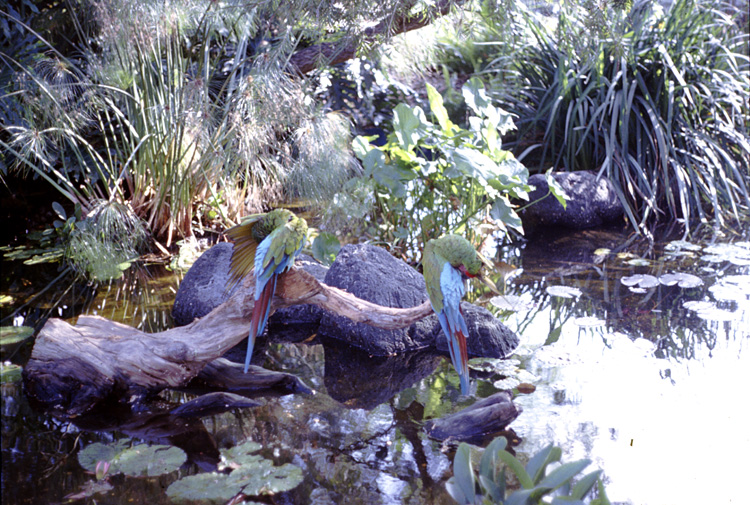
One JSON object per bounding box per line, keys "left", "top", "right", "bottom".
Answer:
{"left": 23, "top": 268, "right": 434, "bottom": 416}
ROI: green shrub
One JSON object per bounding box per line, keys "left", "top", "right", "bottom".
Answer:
{"left": 447, "top": 436, "right": 611, "bottom": 505}
{"left": 344, "top": 78, "right": 564, "bottom": 261}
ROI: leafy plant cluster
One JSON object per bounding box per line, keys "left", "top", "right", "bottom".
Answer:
{"left": 447, "top": 436, "right": 610, "bottom": 505}
{"left": 339, "top": 78, "right": 564, "bottom": 261}
{"left": 490, "top": 0, "right": 750, "bottom": 232}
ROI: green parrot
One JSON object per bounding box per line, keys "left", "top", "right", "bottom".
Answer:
{"left": 225, "top": 209, "right": 308, "bottom": 372}
{"left": 423, "top": 234, "right": 493, "bottom": 395}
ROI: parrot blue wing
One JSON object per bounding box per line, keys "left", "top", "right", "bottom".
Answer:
{"left": 244, "top": 222, "right": 306, "bottom": 372}
{"left": 438, "top": 261, "right": 471, "bottom": 395}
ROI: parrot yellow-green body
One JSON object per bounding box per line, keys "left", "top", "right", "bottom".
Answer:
{"left": 226, "top": 209, "right": 308, "bottom": 372}
{"left": 423, "top": 234, "right": 482, "bottom": 395}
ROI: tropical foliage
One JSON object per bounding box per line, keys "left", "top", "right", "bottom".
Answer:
{"left": 491, "top": 0, "right": 750, "bottom": 232}
{"left": 342, "top": 78, "right": 564, "bottom": 261}
{"left": 447, "top": 436, "right": 610, "bottom": 505}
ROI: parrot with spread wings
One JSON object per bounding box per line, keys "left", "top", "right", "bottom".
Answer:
{"left": 225, "top": 209, "right": 308, "bottom": 372}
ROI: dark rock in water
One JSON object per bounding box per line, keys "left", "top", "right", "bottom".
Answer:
{"left": 318, "top": 244, "right": 436, "bottom": 355}
{"left": 172, "top": 244, "right": 326, "bottom": 327}
{"left": 521, "top": 171, "right": 624, "bottom": 233}
{"left": 323, "top": 339, "right": 442, "bottom": 409}
{"left": 170, "top": 392, "right": 260, "bottom": 417}
{"left": 172, "top": 242, "right": 235, "bottom": 327}
{"left": 318, "top": 244, "right": 519, "bottom": 359}
{"left": 424, "top": 391, "right": 521, "bottom": 443}
{"left": 173, "top": 242, "right": 518, "bottom": 362}
{"left": 434, "top": 303, "right": 519, "bottom": 360}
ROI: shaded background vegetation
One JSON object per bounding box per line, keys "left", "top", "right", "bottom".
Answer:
{"left": 2, "top": 0, "right": 748, "bottom": 274}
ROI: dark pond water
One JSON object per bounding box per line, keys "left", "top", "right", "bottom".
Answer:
{"left": 2, "top": 223, "right": 749, "bottom": 504}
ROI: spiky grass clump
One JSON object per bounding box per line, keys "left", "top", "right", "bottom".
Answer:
{"left": 497, "top": 0, "right": 750, "bottom": 232}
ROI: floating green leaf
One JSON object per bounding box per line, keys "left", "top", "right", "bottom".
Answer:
{"left": 490, "top": 295, "right": 533, "bottom": 312}
{"left": 620, "top": 274, "right": 659, "bottom": 289}
{"left": 167, "top": 440, "right": 302, "bottom": 503}
{"left": 0, "top": 326, "right": 34, "bottom": 345}
{"left": 545, "top": 285, "right": 582, "bottom": 299}
{"left": 659, "top": 272, "right": 703, "bottom": 288}
{"left": 0, "top": 363, "right": 23, "bottom": 383}
{"left": 78, "top": 440, "right": 186, "bottom": 477}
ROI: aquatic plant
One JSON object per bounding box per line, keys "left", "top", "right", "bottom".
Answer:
{"left": 496, "top": 0, "right": 750, "bottom": 233}
{"left": 345, "top": 79, "right": 564, "bottom": 261}
{"left": 447, "top": 436, "right": 610, "bottom": 505}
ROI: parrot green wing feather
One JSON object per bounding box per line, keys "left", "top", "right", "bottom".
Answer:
{"left": 225, "top": 214, "right": 265, "bottom": 289}
{"left": 423, "top": 240, "right": 446, "bottom": 314}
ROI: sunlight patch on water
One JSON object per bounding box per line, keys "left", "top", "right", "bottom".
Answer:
{"left": 510, "top": 300, "right": 749, "bottom": 505}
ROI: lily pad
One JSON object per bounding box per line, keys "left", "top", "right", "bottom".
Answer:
{"left": 694, "top": 308, "right": 737, "bottom": 322}
{"left": 78, "top": 440, "right": 186, "bottom": 477}
{"left": 626, "top": 258, "right": 651, "bottom": 267}
{"left": 574, "top": 316, "right": 605, "bottom": 328}
{"left": 0, "top": 326, "right": 34, "bottom": 345}
{"left": 489, "top": 294, "right": 534, "bottom": 312}
{"left": 620, "top": 274, "right": 659, "bottom": 289}
{"left": 683, "top": 301, "right": 715, "bottom": 312}
{"left": 0, "top": 363, "right": 23, "bottom": 383}
{"left": 665, "top": 240, "right": 702, "bottom": 252}
{"left": 167, "top": 440, "right": 303, "bottom": 503}
{"left": 658, "top": 272, "right": 703, "bottom": 288}
{"left": 545, "top": 285, "right": 582, "bottom": 299}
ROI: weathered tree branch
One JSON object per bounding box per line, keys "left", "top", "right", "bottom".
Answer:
{"left": 23, "top": 268, "right": 433, "bottom": 415}
{"left": 289, "top": 0, "right": 457, "bottom": 74}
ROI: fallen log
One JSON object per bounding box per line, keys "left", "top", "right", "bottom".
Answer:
{"left": 23, "top": 268, "right": 434, "bottom": 416}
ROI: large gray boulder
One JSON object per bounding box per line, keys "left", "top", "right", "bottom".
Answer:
{"left": 318, "top": 244, "right": 519, "bottom": 358}
{"left": 521, "top": 171, "right": 624, "bottom": 233}
{"left": 172, "top": 242, "right": 519, "bottom": 361}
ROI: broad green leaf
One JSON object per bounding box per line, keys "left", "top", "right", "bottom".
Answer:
{"left": 77, "top": 440, "right": 131, "bottom": 473}
{"left": 544, "top": 325, "right": 563, "bottom": 346}
{"left": 166, "top": 472, "right": 237, "bottom": 504}
{"left": 570, "top": 470, "right": 602, "bottom": 499}
{"left": 545, "top": 286, "right": 582, "bottom": 299}
{"left": 352, "top": 136, "right": 373, "bottom": 160}
{"left": 115, "top": 444, "right": 187, "bottom": 477}
{"left": 0, "top": 363, "right": 23, "bottom": 383}
{"left": 0, "top": 326, "right": 34, "bottom": 345}
{"left": 361, "top": 148, "right": 386, "bottom": 177}
{"left": 490, "top": 197, "right": 523, "bottom": 233}
{"left": 479, "top": 473, "right": 505, "bottom": 503}
{"left": 426, "top": 83, "right": 454, "bottom": 134}
{"left": 537, "top": 459, "right": 592, "bottom": 490}
{"left": 545, "top": 169, "right": 568, "bottom": 209}
{"left": 78, "top": 440, "right": 186, "bottom": 478}
{"left": 505, "top": 487, "right": 535, "bottom": 505}
{"left": 452, "top": 147, "right": 499, "bottom": 181}
{"left": 495, "top": 448, "right": 533, "bottom": 489}
{"left": 525, "top": 444, "right": 560, "bottom": 484}
{"left": 52, "top": 201, "right": 67, "bottom": 220}
{"left": 311, "top": 232, "right": 341, "bottom": 266}
{"left": 393, "top": 103, "right": 430, "bottom": 151}
{"left": 453, "top": 443, "right": 476, "bottom": 504}
{"left": 462, "top": 77, "right": 492, "bottom": 117}
{"left": 479, "top": 436, "right": 508, "bottom": 482}
{"left": 445, "top": 478, "right": 472, "bottom": 505}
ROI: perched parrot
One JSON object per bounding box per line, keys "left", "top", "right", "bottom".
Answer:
{"left": 225, "top": 209, "right": 308, "bottom": 372}
{"left": 422, "top": 234, "right": 491, "bottom": 395}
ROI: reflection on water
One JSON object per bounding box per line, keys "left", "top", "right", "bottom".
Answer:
{"left": 2, "top": 224, "right": 749, "bottom": 504}
{"left": 495, "top": 226, "right": 750, "bottom": 505}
